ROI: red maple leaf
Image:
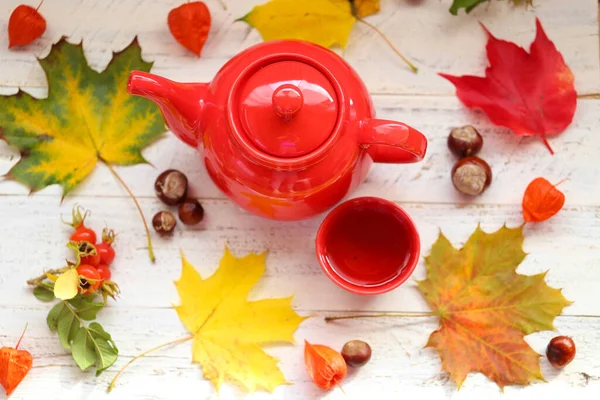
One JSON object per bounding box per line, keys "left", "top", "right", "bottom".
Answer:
{"left": 439, "top": 18, "right": 577, "bottom": 154}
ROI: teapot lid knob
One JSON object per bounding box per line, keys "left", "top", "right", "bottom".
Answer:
{"left": 272, "top": 84, "right": 303, "bottom": 120}
{"left": 236, "top": 60, "right": 338, "bottom": 158}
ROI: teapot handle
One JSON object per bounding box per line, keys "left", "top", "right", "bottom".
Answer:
{"left": 359, "top": 119, "right": 427, "bottom": 164}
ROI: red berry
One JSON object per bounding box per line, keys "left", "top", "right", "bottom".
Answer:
{"left": 76, "top": 264, "right": 101, "bottom": 294}
{"left": 75, "top": 241, "right": 100, "bottom": 266}
{"left": 96, "top": 243, "right": 115, "bottom": 266}
{"left": 80, "top": 251, "right": 100, "bottom": 266}
{"left": 546, "top": 336, "right": 576, "bottom": 368}
{"left": 96, "top": 265, "right": 112, "bottom": 281}
{"left": 70, "top": 226, "right": 97, "bottom": 244}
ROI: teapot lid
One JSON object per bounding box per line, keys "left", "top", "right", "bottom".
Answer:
{"left": 236, "top": 60, "right": 338, "bottom": 158}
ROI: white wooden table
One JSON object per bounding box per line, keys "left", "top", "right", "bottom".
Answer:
{"left": 1, "top": 0, "right": 599, "bottom": 399}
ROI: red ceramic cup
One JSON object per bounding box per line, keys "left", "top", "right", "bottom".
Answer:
{"left": 316, "top": 197, "right": 420, "bottom": 295}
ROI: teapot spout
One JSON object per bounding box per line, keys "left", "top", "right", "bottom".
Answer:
{"left": 359, "top": 119, "right": 428, "bottom": 164}
{"left": 127, "top": 71, "right": 208, "bottom": 148}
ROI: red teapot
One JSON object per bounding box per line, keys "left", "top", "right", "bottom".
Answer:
{"left": 128, "top": 40, "right": 427, "bottom": 221}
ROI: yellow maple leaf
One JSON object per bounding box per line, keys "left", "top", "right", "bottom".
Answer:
{"left": 239, "top": 0, "right": 380, "bottom": 49}
{"left": 174, "top": 248, "right": 307, "bottom": 392}
{"left": 53, "top": 269, "right": 79, "bottom": 300}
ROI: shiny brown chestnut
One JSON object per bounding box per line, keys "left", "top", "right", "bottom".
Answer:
{"left": 546, "top": 336, "right": 576, "bottom": 368}
{"left": 178, "top": 198, "right": 204, "bottom": 225}
{"left": 451, "top": 156, "right": 492, "bottom": 196}
{"left": 155, "top": 169, "right": 188, "bottom": 206}
{"left": 152, "top": 211, "right": 177, "bottom": 235}
{"left": 341, "top": 340, "right": 372, "bottom": 368}
{"left": 447, "top": 125, "right": 483, "bottom": 158}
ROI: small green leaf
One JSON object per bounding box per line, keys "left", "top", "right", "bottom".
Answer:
{"left": 34, "top": 286, "right": 55, "bottom": 302}
{"left": 71, "top": 323, "right": 118, "bottom": 374}
{"left": 47, "top": 302, "right": 68, "bottom": 331}
{"left": 69, "top": 295, "right": 104, "bottom": 320}
{"left": 449, "top": 0, "right": 533, "bottom": 15}
{"left": 88, "top": 322, "right": 119, "bottom": 353}
{"left": 89, "top": 323, "right": 119, "bottom": 375}
{"left": 57, "top": 312, "right": 79, "bottom": 349}
{"left": 449, "top": 0, "right": 487, "bottom": 15}
{"left": 72, "top": 328, "right": 97, "bottom": 371}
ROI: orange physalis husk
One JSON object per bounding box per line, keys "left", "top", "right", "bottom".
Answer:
{"left": 167, "top": 1, "right": 211, "bottom": 56}
{"left": 304, "top": 340, "right": 347, "bottom": 390}
{"left": 8, "top": 4, "right": 46, "bottom": 49}
{"left": 522, "top": 177, "right": 566, "bottom": 223}
{"left": 0, "top": 325, "right": 33, "bottom": 397}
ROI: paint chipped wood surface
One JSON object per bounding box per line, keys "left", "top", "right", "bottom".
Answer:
{"left": 0, "top": 0, "right": 599, "bottom": 399}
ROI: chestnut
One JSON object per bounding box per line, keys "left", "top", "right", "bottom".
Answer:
{"left": 341, "top": 340, "right": 372, "bottom": 368}
{"left": 178, "top": 198, "right": 204, "bottom": 225}
{"left": 152, "top": 211, "right": 177, "bottom": 235}
{"left": 451, "top": 156, "right": 492, "bottom": 196}
{"left": 155, "top": 169, "right": 188, "bottom": 206}
{"left": 546, "top": 336, "right": 576, "bottom": 368}
{"left": 448, "top": 125, "right": 483, "bottom": 158}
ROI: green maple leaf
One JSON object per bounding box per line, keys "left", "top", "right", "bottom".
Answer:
{"left": 0, "top": 38, "right": 165, "bottom": 196}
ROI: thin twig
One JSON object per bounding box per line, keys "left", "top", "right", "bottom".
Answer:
{"left": 577, "top": 93, "right": 600, "bottom": 99}
{"left": 325, "top": 312, "right": 434, "bottom": 322}
{"left": 103, "top": 162, "right": 155, "bottom": 263}
{"left": 108, "top": 335, "right": 194, "bottom": 392}
{"left": 15, "top": 323, "right": 28, "bottom": 349}
{"left": 27, "top": 267, "right": 69, "bottom": 287}
{"left": 356, "top": 18, "right": 418, "bottom": 74}
{"left": 217, "top": 0, "right": 228, "bottom": 10}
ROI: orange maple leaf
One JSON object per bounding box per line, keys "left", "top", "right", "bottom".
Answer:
{"left": 417, "top": 225, "right": 572, "bottom": 389}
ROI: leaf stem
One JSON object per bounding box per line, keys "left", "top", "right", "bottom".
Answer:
{"left": 540, "top": 136, "right": 554, "bottom": 155}
{"left": 217, "top": 0, "right": 228, "bottom": 10}
{"left": 325, "top": 312, "right": 434, "bottom": 322}
{"left": 103, "top": 162, "right": 155, "bottom": 263}
{"left": 64, "top": 300, "right": 86, "bottom": 326}
{"left": 108, "top": 335, "right": 194, "bottom": 392}
{"left": 553, "top": 178, "right": 569, "bottom": 187}
{"left": 356, "top": 18, "right": 418, "bottom": 74}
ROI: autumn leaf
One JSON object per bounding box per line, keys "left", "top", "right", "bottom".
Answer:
{"left": 417, "top": 224, "right": 571, "bottom": 388}
{"left": 449, "top": 0, "right": 533, "bottom": 15}
{"left": 439, "top": 19, "right": 576, "bottom": 154}
{"left": 522, "top": 177, "right": 566, "bottom": 223}
{"left": 0, "top": 326, "right": 32, "bottom": 397}
{"left": 168, "top": 1, "right": 211, "bottom": 56}
{"left": 53, "top": 268, "right": 79, "bottom": 300}
{"left": 0, "top": 38, "right": 166, "bottom": 261}
{"left": 239, "top": 0, "right": 417, "bottom": 72}
{"left": 168, "top": 248, "right": 306, "bottom": 392}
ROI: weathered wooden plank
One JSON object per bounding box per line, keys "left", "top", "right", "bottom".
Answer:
{"left": 1, "top": 96, "right": 598, "bottom": 206}
{"left": 0, "top": 308, "right": 598, "bottom": 399}
{"left": 0, "top": 0, "right": 598, "bottom": 95}
{"left": 1, "top": 196, "right": 597, "bottom": 315}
